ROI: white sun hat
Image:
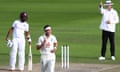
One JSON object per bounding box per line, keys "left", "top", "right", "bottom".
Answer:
{"left": 104, "top": 0, "right": 114, "bottom": 5}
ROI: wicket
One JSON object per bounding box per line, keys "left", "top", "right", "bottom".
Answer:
{"left": 61, "top": 45, "right": 69, "bottom": 69}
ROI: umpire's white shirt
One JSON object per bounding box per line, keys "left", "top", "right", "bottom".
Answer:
{"left": 12, "top": 20, "right": 29, "bottom": 39}
{"left": 37, "top": 34, "right": 57, "bottom": 55}
{"left": 99, "top": 7, "right": 119, "bottom": 32}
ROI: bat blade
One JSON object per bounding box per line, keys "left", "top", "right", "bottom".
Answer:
{"left": 28, "top": 45, "right": 32, "bottom": 71}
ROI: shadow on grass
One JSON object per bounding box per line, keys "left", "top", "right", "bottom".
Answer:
{"left": 0, "top": 68, "right": 10, "bottom": 72}
{"left": 0, "top": 68, "right": 21, "bottom": 72}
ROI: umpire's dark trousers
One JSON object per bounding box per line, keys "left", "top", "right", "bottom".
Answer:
{"left": 101, "top": 30, "right": 115, "bottom": 57}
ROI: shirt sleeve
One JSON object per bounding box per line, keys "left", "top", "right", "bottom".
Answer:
{"left": 113, "top": 10, "right": 119, "bottom": 24}
{"left": 109, "top": 10, "right": 119, "bottom": 24}
{"left": 25, "top": 23, "right": 29, "bottom": 32}
{"left": 12, "top": 20, "right": 17, "bottom": 28}
{"left": 53, "top": 36, "right": 57, "bottom": 43}
{"left": 99, "top": 6, "right": 105, "bottom": 14}
{"left": 37, "top": 36, "right": 43, "bottom": 45}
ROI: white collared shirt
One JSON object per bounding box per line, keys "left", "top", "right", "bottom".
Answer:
{"left": 99, "top": 7, "right": 119, "bottom": 32}
{"left": 37, "top": 34, "right": 57, "bottom": 55}
{"left": 12, "top": 20, "right": 29, "bottom": 38}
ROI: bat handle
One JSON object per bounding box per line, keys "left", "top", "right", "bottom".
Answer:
{"left": 29, "top": 44, "right": 32, "bottom": 55}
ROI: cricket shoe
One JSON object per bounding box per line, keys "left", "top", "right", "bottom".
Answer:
{"left": 111, "top": 56, "right": 115, "bottom": 61}
{"left": 9, "top": 69, "right": 15, "bottom": 72}
{"left": 99, "top": 56, "right": 105, "bottom": 60}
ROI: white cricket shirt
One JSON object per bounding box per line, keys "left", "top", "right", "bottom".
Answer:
{"left": 12, "top": 20, "right": 29, "bottom": 39}
{"left": 37, "top": 34, "right": 57, "bottom": 55}
{"left": 99, "top": 7, "right": 119, "bottom": 32}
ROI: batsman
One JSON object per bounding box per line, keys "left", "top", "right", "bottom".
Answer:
{"left": 36, "top": 25, "right": 58, "bottom": 72}
{"left": 5, "top": 12, "right": 32, "bottom": 72}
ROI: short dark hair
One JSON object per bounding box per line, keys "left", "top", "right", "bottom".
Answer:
{"left": 43, "top": 25, "right": 51, "bottom": 30}
{"left": 20, "top": 12, "right": 28, "bottom": 18}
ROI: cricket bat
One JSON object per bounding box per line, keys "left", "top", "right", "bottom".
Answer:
{"left": 28, "top": 44, "right": 32, "bottom": 71}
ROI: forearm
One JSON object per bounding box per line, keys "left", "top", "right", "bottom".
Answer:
{"left": 51, "top": 42, "right": 58, "bottom": 53}
{"left": 36, "top": 40, "right": 46, "bottom": 50}
{"left": 54, "top": 42, "right": 58, "bottom": 49}
{"left": 25, "top": 31, "right": 30, "bottom": 39}
{"left": 36, "top": 43, "right": 44, "bottom": 50}
{"left": 25, "top": 31, "right": 32, "bottom": 43}
{"left": 36, "top": 45, "right": 41, "bottom": 50}
{"left": 5, "top": 27, "right": 13, "bottom": 40}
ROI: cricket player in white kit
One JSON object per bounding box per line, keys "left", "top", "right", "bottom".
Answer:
{"left": 36, "top": 25, "right": 58, "bottom": 72}
{"left": 98, "top": 0, "right": 119, "bottom": 61}
{"left": 5, "top": 12, "right": 32, "bottom": 72}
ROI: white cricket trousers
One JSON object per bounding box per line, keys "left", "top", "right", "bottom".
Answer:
{"left": 40, "top": 54, "right": 55, "bottom": 72}
{"left": 10, "top": 38, "right": 25, "bottom": 70}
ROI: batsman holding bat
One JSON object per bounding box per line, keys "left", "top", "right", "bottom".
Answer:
{"left": 98, "top": 0, "right": 119, "bottom": 61}
{"left": 36, "top": 25, "right": 58, "bottom": 72}
{"left": 5, "top": 12, "right": 32, "bottom": 72}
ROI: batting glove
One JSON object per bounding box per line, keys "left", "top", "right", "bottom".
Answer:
{"left": 6, "top": 40, "right": 13, "bottom": 48}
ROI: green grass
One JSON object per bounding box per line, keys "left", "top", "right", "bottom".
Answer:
{"left": 0, "top": 0, "right": 120, "bottom": 66}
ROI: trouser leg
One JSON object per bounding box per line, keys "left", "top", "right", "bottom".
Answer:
{"left": 18, "top": 39, "right": 25, "bottom": 70}
{"left": 101, "top": 30, "right": 108, "bottom": 57}
{"left": 41, "top": 55, "right": 47, "bottom": 72}
{"left": 48, "top": 55, "right": 55, "bottom": 72}
{"left": 10, "top": 39, "right": 18, "bottom": 70}
{"left": 48, "top": 59, "right": 55, "bottom": 72}
{"left": 109, "top": 32, "right": 115, "bottom": 56}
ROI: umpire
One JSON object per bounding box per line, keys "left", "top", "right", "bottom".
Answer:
{"left": 98, "top": 0, "right": 119, "bottom": 61}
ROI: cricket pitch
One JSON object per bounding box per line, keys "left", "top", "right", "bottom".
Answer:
{"left": 0, "top": 63, "right": 120, "bottom": 72}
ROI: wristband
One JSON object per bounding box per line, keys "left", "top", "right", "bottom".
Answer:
{"left": 54, "top": 47, "right": 57, "bottom": 49}
{"left": 28, "top": 38, "right": 32, "bottom": 42}
{"left": 27, "top": 34, "right": 30, "bottom": 38}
